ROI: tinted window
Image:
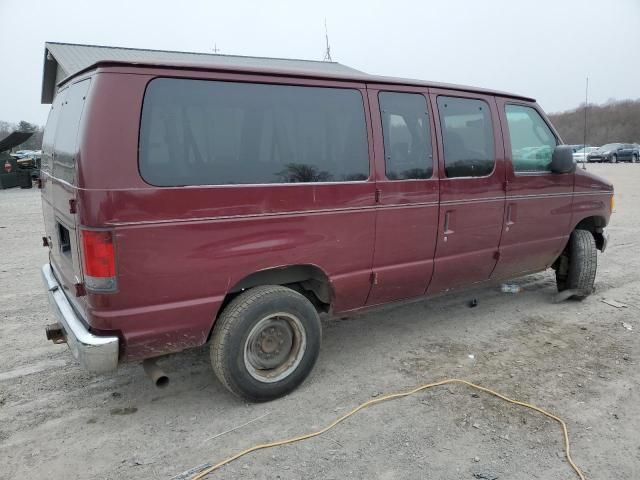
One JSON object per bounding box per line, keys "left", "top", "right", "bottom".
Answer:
{"left": 139, "top": 79, "right": 369, "bottom": 186}
{"left": 505, "top": 104, "right": 557, "bottom": 172}
{"left": 437, "top": 96, "right": 495, "bottom": 178}
{"left": 51, "top": 79, "right": 91, "bottom": 183}
{"left": 379, "top": 92, "right": 432, "bottom": 180}
{"left": 41, "top": 89, "right": 66, "bottom": 174}
{"left": 601, "top": 143, "right": 621, "bottom": 150}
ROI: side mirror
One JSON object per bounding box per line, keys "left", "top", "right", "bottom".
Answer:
{"left": 550, "top": 145, "right": 576, "bottom": 174}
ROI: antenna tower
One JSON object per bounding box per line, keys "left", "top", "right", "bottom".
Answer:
{"left": 583, "top": 77, "right": 589, "bottom": 170}
{"left": 323, "top": 19, "right": 332, "bottom": 61}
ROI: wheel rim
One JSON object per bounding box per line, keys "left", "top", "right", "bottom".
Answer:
{"left": 612, "top": 155, "right": 617, "bottom": 163}
{"left": 244, "top": 313, "right": 307, "bottom": 383}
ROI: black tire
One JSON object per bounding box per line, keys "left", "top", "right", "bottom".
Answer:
{"left": 210, "top": 285, "right": 321, "bottom": 402}
{"left": 611, "top": 154, "right": 617, "bottom": 163}
{"left": 632, "top": 154, "right": 638, "bottom": 164}
{"left": 556, "top": 230, "right": 597, "bottom": 300}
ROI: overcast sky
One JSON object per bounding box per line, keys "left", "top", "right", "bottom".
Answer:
{"left": 1, "top": 0, "right": 638, "bottom": 125}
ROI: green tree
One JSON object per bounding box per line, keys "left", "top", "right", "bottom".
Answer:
{"left": 15, "top": 120, "right": 43, "bottom": 150}
{"left": 18, "top": 120, "right": 37, "bottom": 133}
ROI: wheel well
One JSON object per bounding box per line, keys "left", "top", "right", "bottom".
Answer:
{"left": 220, "top": 265, "right": 333, "bottom": 316}
{"left": 573, "top": 216, "right": 607, "bottom": 251}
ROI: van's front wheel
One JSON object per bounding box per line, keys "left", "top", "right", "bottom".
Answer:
{"left": 555, "top": 229, "right": 597, "bottom": 300}
{"left": 210, "top": 286, "right": 321, "bottom": 402}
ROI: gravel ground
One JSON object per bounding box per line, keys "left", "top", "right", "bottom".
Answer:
{"left": 1, "top": 164, "right": 638, "bottom": 480}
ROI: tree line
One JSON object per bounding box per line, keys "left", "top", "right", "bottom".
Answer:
{"left": 548, "top": 99, "right": 640, "bottom": 146}
{"left": 0, "top": 120, "right": 44, "bottom": 151}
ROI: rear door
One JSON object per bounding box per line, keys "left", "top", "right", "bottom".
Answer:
{"left": 41, "top": 79, "right": 91, "bottom": 298}
{"left": 427, "top": 90, "right": 506, "bottom": 294}
{"left": 366, "top": 86, "right": 439, "bottom": 304}
{"left": 491, "top": 99, "right": 573, "bottom": 279}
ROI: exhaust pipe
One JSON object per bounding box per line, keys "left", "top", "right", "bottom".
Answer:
{"left": 45, "top": 323, "right": 66, "bottom": 344}
{"left": 142, "top": 359, "right": 169, "bottom": 388}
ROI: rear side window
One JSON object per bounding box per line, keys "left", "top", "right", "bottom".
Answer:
{"left": 139, "top": 78, "right": 370, "bottom": 186}
{"left": 379, "top": 92, "right": 433, "bottom": 180}
{"left": 52, "top": 79, "right": 91, "bottom": 184}
{"left": 505, "top": 104, "right": 557, "bottom": 172}
{"left": 41, "top": 89, "right": 67, "bottom": 174}
{"left": 437, "top": 96, "right": 495, "bottom": 178}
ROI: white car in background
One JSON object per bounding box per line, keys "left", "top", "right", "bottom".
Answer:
{"left": 573, "top": 146, "right": 598, "bottom": 163}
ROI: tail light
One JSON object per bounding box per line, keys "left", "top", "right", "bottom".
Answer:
{"left": 81, "top": 229, "right": 117, "bottom": 292}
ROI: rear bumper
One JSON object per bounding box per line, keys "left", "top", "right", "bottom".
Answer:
{"left": 41, "top": 264, "right": 119, "bottom": 373}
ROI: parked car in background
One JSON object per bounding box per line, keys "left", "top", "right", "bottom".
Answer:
{"left": 10, "top": 149, "right": 39, "bottom": 159}
{"left": 40, "top": 59, "right": 614, "bottom": 401}
{"left": 588, "top": 143, "right": 638, "bottom": 163}
{"left": 621, "top": 144, "right": 639, "bottom": 162}
{"left": 573, "top": 146, "right": 598, "bottom": 163}
{"left": 568, "top": 144, "right": 590, "bottom": 153}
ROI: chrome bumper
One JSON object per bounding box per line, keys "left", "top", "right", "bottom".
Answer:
{"left": 41, "top": 264, "right": 119, "bottom": 373}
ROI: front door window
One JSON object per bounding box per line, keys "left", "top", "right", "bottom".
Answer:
{"left": 505, "top": 104, "right": 557, "bottom": 173}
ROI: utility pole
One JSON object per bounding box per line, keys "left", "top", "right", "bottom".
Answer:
{"left": 212, "top": 43, "right": 220, "bottom": 54}
{"left": 323, "top": 19, "right": 332, "bottom": 61}
{"left": 583, "top": 76, "right": 588, "bottom": 170}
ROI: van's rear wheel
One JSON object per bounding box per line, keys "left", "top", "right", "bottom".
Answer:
{"left": 555, "top": 229, "right": 597, "bottom": 300}
{"left": 210, "top": 286, "right": 321, "bottom": 402}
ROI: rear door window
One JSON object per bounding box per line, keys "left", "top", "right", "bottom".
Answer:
{"left": 52, "top": 79, "right": 91, "bottom": 184}
{"left": 139, "top": 78, "right": 370, "bottom": 186}
{"left": 437, "top": 96, "right": 495, "bottom": 178}
{"left": 505, "top": 104, "right": 557, "bottom": 172}
{"left": 41, "top": 89, "right": 67, "bottom": 175}
{"left": 379, "top": 92, "right": 433, "bottom": 180}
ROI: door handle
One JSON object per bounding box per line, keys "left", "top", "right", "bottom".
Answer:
{"left": 506, "top": 204, "right": 516, "bottom": 231}
{"left": 443, "top": 211, "right": 454, "bottom": 242}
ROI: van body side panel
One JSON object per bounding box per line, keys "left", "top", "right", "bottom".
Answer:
{"left": 426, "top": 90, "right": 506, "bottom": 294}
{"left": 365, "top": 86, "right": 439, "bottom": 304}
{"left": 571, "top": 168, "right": 613, "bottom": 227}
{"left": 78, "top": 71, "right": 376, "bottom": 360}
{"left": 491, "top": 98, "right": 574, "bottom": 278}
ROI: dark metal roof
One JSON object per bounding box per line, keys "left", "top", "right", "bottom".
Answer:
{"left": 41, "top": 42, "right": 364, "bottom": 103}
{"left": 42, "top": 42, "right": 535, "bottom": 104}
{"left": 0, "top": 132, "right": 33, "bottom": 153}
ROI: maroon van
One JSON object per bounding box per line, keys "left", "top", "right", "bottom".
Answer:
{"left": 40, "top": 59, "right": 613, "bottom": 401}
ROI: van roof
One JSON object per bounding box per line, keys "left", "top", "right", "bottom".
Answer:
{"left": 43, "top": 42, "right": 534, "bottom": 103}
{"left": 69, "top": 59, "right": 536, "bottom": 102}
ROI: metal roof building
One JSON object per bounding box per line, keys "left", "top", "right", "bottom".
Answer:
{"left": 0, "top": 131, "right": 33, "bottom": 153}
{"left": 41, "top": 42, "right": 533, "bottom": 106}
{"left": 41, "top": 42, "right": 364, "bottom": 104}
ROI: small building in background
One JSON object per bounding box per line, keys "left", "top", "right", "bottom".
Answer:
{"left": 41, "top": 41, "right": 362, "bottom": 104}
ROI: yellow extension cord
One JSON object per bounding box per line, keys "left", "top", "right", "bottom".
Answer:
{"left": 191, "top": 378, "right": 586, "bottom": 480}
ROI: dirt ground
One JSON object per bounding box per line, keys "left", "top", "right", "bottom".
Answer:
{"left": 0, "top": 163, "right": 638, "bottom": 480}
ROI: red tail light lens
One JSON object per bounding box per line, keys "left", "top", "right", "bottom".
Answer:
{"left": 81, "top": 229, "right": 117, "bottom": 291}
